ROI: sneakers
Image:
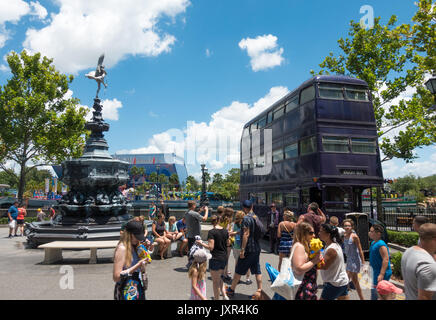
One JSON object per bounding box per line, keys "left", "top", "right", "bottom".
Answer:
{"left": 221, "top": 275, "right": 232, "bottom": 283}
{"left": 222, "top": 295, "right": 229, "bottom": 300}
{"left": 8, "top": 235, "right": 12, "bottom": 238}
{"left": 246, "top": 279, "right": 252, "bottom": 285}
{"left": 225, "top": 286, "right": 235, "bottom": 297}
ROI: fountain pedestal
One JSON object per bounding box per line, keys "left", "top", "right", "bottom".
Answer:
{"left": 25, "top": 98, "right": 132, "bottom": 247}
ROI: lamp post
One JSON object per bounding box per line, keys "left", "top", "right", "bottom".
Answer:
{"left": 156, "top": 165, "right": 160, "bottom": 199}
{"left": 200, "top": 164, "right": 209, "bottom": 207}
{"left": 425, "top": 72, "right": 436, "bottom": 111}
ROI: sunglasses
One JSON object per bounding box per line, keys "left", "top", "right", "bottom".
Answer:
{"left": 308, "top": 231, "right": 315, "bottom": 235}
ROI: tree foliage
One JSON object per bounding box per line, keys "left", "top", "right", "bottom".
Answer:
{"left": 208, "top": 168, "right": 240, "bottom": 201}
{"left": 391, "top": 173, "right": 436, "bottom": 202}
{"left": 311, "top": 0, "right": 436, "bottom": 163}
{"left": 185, "top": 175, "right": 200, "bottom": 192}
{"left": 0, "top": 50, "right": 89, "bottom": 201}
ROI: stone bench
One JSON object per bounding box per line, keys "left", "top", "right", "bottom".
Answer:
{"left": 151, "top": 240, "right": 177, "bottom": 258}
{"left": 150, "top": 225, "right": 213, "bottom": 258}
{"left": 38, "top": 240, "right": 119, "bottom": 264}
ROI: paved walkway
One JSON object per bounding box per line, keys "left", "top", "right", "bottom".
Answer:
{"left": 0, "top": 227, "right": 402, "bottom": 300}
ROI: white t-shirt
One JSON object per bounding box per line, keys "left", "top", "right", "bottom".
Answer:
{"left": 401, "top": 247, "right": 436, "bottom": 300}
{"left": 320, "top": 242, "right": 349, "bottom": 287}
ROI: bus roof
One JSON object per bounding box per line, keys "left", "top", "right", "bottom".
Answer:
{"left": 243, "top": 75, "right": 369, "bottom": 129}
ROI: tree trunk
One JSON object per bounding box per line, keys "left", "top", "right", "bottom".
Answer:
{"left": 17, "top": 161, "right": 26, "bottom": 204}
{"left": 376, "top": 187, "right": 383, "bottom": 223}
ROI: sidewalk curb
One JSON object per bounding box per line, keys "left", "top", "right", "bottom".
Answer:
{"left": 388, "top": 243, "right": 407, "bottom": 252}
{"left": 390, "top": 279, "right": 404, "bottom": 290}
{"left": 387, "top": 243, "right": 406, "bottom": 290}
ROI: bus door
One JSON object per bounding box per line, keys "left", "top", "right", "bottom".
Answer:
{"left": 323, "top": 186, "right": 353, "bottom": 221}
{"left": 299, "top": 187, "right": 322, "bottom": 213}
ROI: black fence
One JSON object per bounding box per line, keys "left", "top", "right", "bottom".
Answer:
{"left": 362, "top": 206, "right": 436, "bottom": 232}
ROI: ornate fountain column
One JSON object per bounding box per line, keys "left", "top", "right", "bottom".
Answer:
{"left": 25, "top": 55, "right": 132, "bottom": 246}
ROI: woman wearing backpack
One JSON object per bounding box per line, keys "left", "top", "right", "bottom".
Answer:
{"left": 113, "top": 220, "right": 149, "bottom": 300}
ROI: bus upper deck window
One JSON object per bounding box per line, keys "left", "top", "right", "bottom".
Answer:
{"left": 242, "top": 127, "right": 249, "bottom": 137}
{"left": 285, "top": 96, "right": 299, "bottom": 113}
{"left": 300, "top": 136, "right": 317, "bottom": 156}
{"left": 258, "top": 116, "right": 267, "bottom": 129}
{"left": 250, "top": 122, "right": 258, "bottom": 133}
{"left": 345, "top": 86, "right": 370, "bottom": 101}
{"left": 318, "top": 83, "right": 344, "bottom": 100}
{"left": 272, "top": 148, "right": 284, "bottom": 163}
{"left": 351, "top": 138, "right": 376, "bottom": 154}
{"left": 322, "top": 136, "right": 349, "bottom": 153}
{"left": 267, "top": 111, "right": 273, "bottom": 124}
{"left": 300, "top": 85, "right": 315, "bottom": 104}
{"left": 273, "top": 105, "right": 285, "bottom": 120}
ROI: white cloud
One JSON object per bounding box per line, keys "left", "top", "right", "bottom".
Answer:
{"left": 29, "top": 1, "right": 48, "bottom": 20}
{"left": 382, "top": 149, "right": 436, "bottom": 178}
{"left": 0, "top": 0, "right": 31, "bottom": 47}
{"left": 0, "top": 64, "right": 8, "bottom": 72}
{"left": 0, "top": 0, "right": 29, "bottom": 25}
{"left": 101, "top": 98, "right": 123, "bottom": 121}
{"left": 0, "top": 0, "right": 47, "bottom": 47}
{"left": 238, "top": 34, "right": 284, "bottom": 72}
{"left": 22, "top": 0, "right": 191, "bottom": 73}
{"left": 65, "top": 89, "right": 122, "bottom": 121}
{"left": 205, "top": 48, "right": 212, "bottom": 57}
{"left": 115, "top": 86, "right": 289, "bottom": 172}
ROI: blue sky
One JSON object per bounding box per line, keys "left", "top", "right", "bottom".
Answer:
{"left": 0, "top": 0, "right": 434, "bottom": 180}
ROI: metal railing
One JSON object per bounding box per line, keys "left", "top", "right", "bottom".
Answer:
{"left": 362, "top": 206, "right": 436, "bottom": 232}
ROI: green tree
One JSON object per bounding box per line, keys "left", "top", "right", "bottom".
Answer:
{"left": 169, "top": 173, "right": 179, "bottom": 189}
{"left": 148, "top": 172, "right": 158, "bottom": 183}
{"left": 158, "top": 173, "right": 168, "bottom": 185}
{"left": 311, "top": 0, "right": 435, "bottom": 163}
{"left": 212, "top": 173, "right": 224, "bottom": 185}
{"left": 224, "top": 168, "right": 240, "bottom": 185}
{"left": 0, "top": 50, "right": 88, "bottom": 202}
{"left": 186, "top": 175, "right": 200, "bottom": 192}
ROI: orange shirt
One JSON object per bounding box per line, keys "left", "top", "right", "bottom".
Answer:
{"left": 17, "top": 208, "right": 26, "bottom": 220}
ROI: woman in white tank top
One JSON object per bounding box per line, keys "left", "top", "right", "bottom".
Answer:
{"left": 318, "top": 224, "right": 349, "bottom": 300}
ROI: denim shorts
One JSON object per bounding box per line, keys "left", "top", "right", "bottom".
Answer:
{"left": 235, "top": 252, "right": 261, "bottom": 275}
{"left": 321, "top": 282, "right": 349, "bottom": 300}
{"left": 209, "top": 259, "right": 227, "bottom": 271}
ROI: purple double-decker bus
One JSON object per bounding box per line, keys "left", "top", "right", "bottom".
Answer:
{"left": 240, "top": 75, "right": 384, "bottom": 223}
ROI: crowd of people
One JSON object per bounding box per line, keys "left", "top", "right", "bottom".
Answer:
{"left": 110, "top": 199, "right": 436, "bottom": 301}
{"left": 6, "top": 201, "right": 56, "bottom": 238}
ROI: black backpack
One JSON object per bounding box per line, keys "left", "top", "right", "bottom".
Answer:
{"left": 250, "top": 213, "right": 266, "bottom": 240}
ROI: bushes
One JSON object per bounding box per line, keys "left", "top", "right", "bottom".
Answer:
{"left": 387, "top": 230, "right": 419, "bottom": 247}
{"left": 391, "top": 252, "right": 403, "bottom": 280}
{"left": 0, "top": 217, "right": 38, "bottom": 224}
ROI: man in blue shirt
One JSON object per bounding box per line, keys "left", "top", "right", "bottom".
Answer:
{"left": 7, "top": 201, "right": 19, "bottom": 238}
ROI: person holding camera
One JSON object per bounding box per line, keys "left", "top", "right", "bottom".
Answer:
{"left": 185, "top": 200, "right": 209, "bottom": 251}
{"left": 297, "top": 202, "right": 326, "bottom": 237}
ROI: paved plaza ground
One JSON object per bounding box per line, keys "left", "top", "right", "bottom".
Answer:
{"left": 0, "top": 226, "right": 400, "bottom": 300}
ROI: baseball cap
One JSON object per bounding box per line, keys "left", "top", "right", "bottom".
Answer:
{"left": 242, "top": 200, "right": 253, "bottom": 208}
{"left": 125, "top": 220, "right": 145, "bottom": 242}
{"left": 193, "top": 249, "right": 212, "bottom": 263}
{"left": 376, "top": 280, "right": 403, "bottom": 295}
